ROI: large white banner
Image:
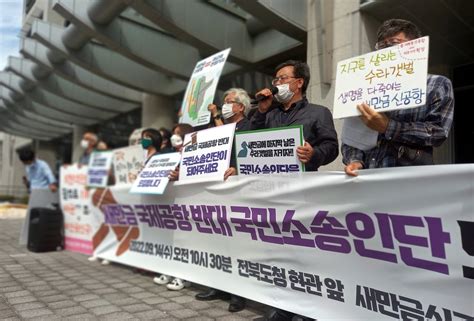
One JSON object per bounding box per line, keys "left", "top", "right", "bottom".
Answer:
{"left": 334, "top": 36, "right": 429, "bottom": 119}
{"left": 179, "top": 48, "right": 231, "bottom": 127}
{"left": 93, "top": 165, "right": 474, "bottom": 320}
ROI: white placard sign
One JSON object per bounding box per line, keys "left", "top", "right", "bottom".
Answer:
{"left": 113, "top": 145, "right": 144, "bottom": 186}
{"left": 130, "top": 152, "right": 181, "bottom": 195}
{"left": 235, "top": 126, "right": 304, "bottom": 175}
{"left": 59, "top": 164, "right": 97, "bottom": 255}
{"left": 177, "top": 123, "right": 236, "bottom": 185}
{"left": 87, "top": 151, "right": 113, "bottom": 187}
{"left": 333, "top": 36, "right": 429, "bottom": 119}
{"left": 179, "top": 48, "right": 231, "bottom": 127}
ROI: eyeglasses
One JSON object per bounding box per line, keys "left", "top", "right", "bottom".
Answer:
{"left": 271, "top": 76, "right": 296, "bottom": 86}
{"left": 375, "top": 37, "right": 408, "bottom": 50}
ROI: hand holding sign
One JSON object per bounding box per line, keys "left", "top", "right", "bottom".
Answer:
{"left": 296, "top": 141, "right": 314, "bottom": 164}
{"left": 357, "top": 103, "right": 389, "bottom": 133}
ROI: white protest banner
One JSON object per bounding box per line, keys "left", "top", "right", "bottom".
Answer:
{"left": 333, "top": 36, "right": 429, "bottom": 119}
{"left": 130, "top": 152, "right": 181, "bottom": 195}
{"left": 59, "top": 164, "right": 98, "bottom": 254}
{"left": 177, "top": 123, "right": 236, "bottom": 185}
{"left": 235, "top": 126, "right": 304, "bottom": 175}
{"left": 179, "top": 48, "right": 231, "bottom": 127}
{"left": 87, "top": 151, "right": 113, "bottom": 188}
{"left": 113, "top": 145, "right": 144, "bottom": 186}
{"left": 92, "top": 164, "right": 474, "bottom": 320}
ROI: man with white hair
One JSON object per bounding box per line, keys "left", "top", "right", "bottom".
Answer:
{"left": 209, "top": 87, "right": 252, "bottom": 132}
{"left": 79, "top": 131, "right": 99, "bottom": 165}
{"left": 195, "top": 88, "right": 251, "bottom": 312}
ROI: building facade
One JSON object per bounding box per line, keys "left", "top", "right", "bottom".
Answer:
{"left": 1, "top": 0, "right": 472, "bottom": 194}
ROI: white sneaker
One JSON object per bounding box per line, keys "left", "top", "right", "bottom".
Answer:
{"left": 166, "top": 278, "right": 188, "bottom": 291}
{"left": 101, "top": 259, "right": 110, "bottom": 265}
{"left": 87, "top": 256, "right": 98, "bottom": 262}
{"left": 153, "top": 274, "right": 171, "bottom": 285}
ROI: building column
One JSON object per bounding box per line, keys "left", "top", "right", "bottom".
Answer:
{"left": 141, "top": 93, "right": 176, "bottom": 130}
{"left": 306, "top": 0, "right": 361, "bottom": 171}
{"left": 36, "top": 141, "right": 59, "bottom": 176}
{"left": 0, "top": 133, "right": 33, "bottom": 196}
{"left": 0, "top": 133, "right": 13, "bottom": 192}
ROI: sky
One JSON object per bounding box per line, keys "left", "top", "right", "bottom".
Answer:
{"left": 0, "top": 0, "right": 23, "bottom": 70}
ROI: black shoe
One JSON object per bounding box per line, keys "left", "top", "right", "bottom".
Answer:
{"left": 293, "top": 315, "right": 315, "bottom": 321}
{"left": 228, "top": 295, "right": 245, "bottom": 312}
{"left": 266, "top": 308, "right": 294, "bottom": 321}
{"left": 195, "top": 289, "right": 222, "bottom": 301}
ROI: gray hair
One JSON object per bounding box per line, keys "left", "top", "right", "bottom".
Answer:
{"left": 223, "top": 88, "right": 251, "bottom": 115}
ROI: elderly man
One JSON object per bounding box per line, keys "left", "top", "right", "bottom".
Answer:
{"left": 251, "top": 60, "right": 339, "bottom": 171}
{"left": 79, "top": 131, "right": 99, "bottom": 165}
{"left": 208, "top": 87, "right": 252, "bottom": 179}
{"left": 194, "top": 88, "right": 252, "bottom": 312}
{"left": 343, "top": 19, "right": 454, "bottom": 175}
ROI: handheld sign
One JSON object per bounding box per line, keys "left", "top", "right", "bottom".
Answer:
{"left": 87, "top": 151, "right": 113, "bottom": 188}
{"left": 113, "top": 145, "right": 144, "bottom": 186}
{"left": 333, "top": 36, "right": 429, "bottom": 119}
{"left": 179, "top": 48, "right": 231, "bottom": 127}
{"left": 60, "top": 164, "right": 95, "bottom": 254}
{"left": 235, "top": 126, "right": 304, "bottom": 175}
{"left": 177, "top": 123, "right": 236, "bottom": 185}
{"left": 130, "top": 152, "right": 181, "bottom": 195}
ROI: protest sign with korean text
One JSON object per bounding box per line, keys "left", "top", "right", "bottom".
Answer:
{"left": 87, "top": 151, "right": 113, "bottom": 188}
{"left": 334, "top": 36, "right": 429, "bottom": 119}
{"left": 177, "top": 123, "right": 236, "bottom": 185}
{"left": 179, "top": 48, "right": 231, "bottom": 127}
{"left": 92, "top": 164, "right": 474, "bottom": 320}
{"left": 130, "top": 152, "right": 181, "bottom": 195}
{"left": 113, "top": 145, "right": 144, "bottom": 186}
{"left": 235, "top": 126, "right": 304, "bottom": 175}
{"left": 60, "top": 164, "right": 96, "bottom": 254}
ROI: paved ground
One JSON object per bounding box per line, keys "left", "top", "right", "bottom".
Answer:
{"left": 0, "top": 218, "right": 267, "bottom": 320}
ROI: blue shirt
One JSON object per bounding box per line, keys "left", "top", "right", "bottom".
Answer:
{"left": 26, "top": 159, "right": 56, "bottom": 189}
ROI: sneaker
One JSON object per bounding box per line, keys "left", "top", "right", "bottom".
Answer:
{"left": 101, "top": 259, "right": 110, "bottom": 265}
{"left": 87, "top": 256, "right": 98, "bottom": 262}
{"left": 153, "top": 274, "right": 171, "bottom": 285}
{"left": 166, "top": 278, "right": 187, "bottom": 291}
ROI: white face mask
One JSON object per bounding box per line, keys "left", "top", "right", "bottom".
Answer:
{"left": 221, "top": 103, "right": 235, "bottom": 120}
{"left": 274, "top": 83, "right": 295, "bottom": 103}
{"left": 170, "top": 134, "right": 183, "bottom": 148}
{"left": 80, "top": 139, "right": 89, "bottom": 149}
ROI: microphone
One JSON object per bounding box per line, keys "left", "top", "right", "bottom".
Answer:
{"left": 250, "top": 87, "right": 278, "bottom": 105}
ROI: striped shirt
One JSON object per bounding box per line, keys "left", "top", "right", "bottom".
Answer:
{"left": 342, "top": 74, "right": 454, "bottom": 168}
